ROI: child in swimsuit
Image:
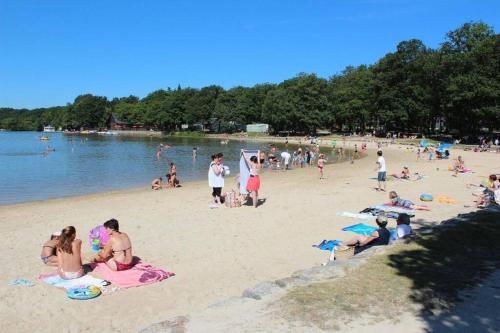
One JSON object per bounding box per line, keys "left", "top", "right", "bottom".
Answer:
{"left": 41, "top": 231, "right": 60, "bottom": 266}
{"left": 317, "top": 154, "right": 327, "bottom": 179}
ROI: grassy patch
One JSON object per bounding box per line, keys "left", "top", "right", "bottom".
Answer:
{"left": 278, "top": 208, "right": 500, "bottom": 329}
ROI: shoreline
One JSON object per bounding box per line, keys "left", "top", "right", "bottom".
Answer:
{"left": 1, "top": 143, "right": 498, "bottom": 332}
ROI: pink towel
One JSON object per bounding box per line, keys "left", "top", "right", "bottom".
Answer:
{"left": 92, "top": 262, "right": 175, "bottom": 288}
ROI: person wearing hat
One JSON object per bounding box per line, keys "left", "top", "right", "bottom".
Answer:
{"left": 40, "top": 230, "right": 61, "bottom": 265}
{"left": 344, "top": 214, "right": 391, "bottom": 247}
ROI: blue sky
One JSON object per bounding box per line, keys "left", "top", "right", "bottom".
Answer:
{"left": 0, "top": 0, "right": 498, "bottom": 109}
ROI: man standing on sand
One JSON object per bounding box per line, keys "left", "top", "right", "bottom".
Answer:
{"left": 376, "top": 150, "right": 386, "bottom": 192}
{"left": 281, "top": 150, "right": 291, "bottom": 170}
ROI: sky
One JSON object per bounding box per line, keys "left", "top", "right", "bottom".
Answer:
{"left": 0, "top": 0, "right": 498, "bottom": 109}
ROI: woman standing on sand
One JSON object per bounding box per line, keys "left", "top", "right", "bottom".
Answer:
{"left": 57, "top": 226, "right": 84, "bottom": 280}
{"left": 208, "top": 153, "right": 225, "bottom": 204}
{"left": 246, "top": 155, "right": 261, "bottom": 208}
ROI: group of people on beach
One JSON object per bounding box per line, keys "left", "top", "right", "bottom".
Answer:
{"left": 41, "top": 219, "right": 134, "bottom": 280}
{"left": 152, "top": 162, "right": 180, "bottom": 190}
{"left": 208, "top": 152, "right": 262, "bottom": 208}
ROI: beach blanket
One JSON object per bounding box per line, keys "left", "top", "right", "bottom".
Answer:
{"left": 337, "top": 212, "right": 376, "bottom": 220}
{"left": 436, "top": 195, "right": 458, "bottom": 204}
{"left": 239, "top": 149, "right": 259, "bottom": 195}
{"left": 39, "top": 272, "right": 107, "bottom": 290}
{"left": 371, "top": 205, "right": 416, "bottom": 216}
{"left": 342, "top": 223, "right": 378, "bottom": 236}
{"left": 359, "top": 208, "right": 401, "bottom": 219}
{"left": 342, "top": 223, "right": 396, "bottom": 237}
{"left": 312, "top": 240, "right": 342, "bottom": 251}
{"left": 92, "top": 262, "right": 175, "bottom": 288}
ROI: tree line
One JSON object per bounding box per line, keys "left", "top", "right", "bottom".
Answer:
{"left": 1, "top": 22, "right": 498, "bottom": 136}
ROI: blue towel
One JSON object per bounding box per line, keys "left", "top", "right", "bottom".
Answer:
{"left": 9, "top": 278, "right": 35, "bottom": 286}
{"left": 312, "top": 240, "right": 342, "bottom": 251}
{"left": 342, "top": 223, "right": 378, "bottom": 236}
{"left": 342, "top": 223, "right": 396, "bottom": 237}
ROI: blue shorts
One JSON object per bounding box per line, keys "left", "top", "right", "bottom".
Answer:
{"left": 378, "top": 172, "right": 386, "bottom": 181}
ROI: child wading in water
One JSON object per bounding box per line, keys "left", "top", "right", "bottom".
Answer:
{"left": 317, "top": 154, "right": 327, "bottom": 179}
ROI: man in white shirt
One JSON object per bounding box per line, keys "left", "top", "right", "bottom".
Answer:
{"left": 281, "top": 151, "right": 291, "bottom": 170}
{"left": 376, "top": 150, "right": 386, "bottom": 192}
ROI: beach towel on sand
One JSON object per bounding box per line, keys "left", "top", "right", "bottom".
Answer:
{"left": 39, "top": 272, "right": 107, "bottom": 290}
{"left": 92, "top": 262, "right": 175, "bottom": 288}
{"left": 313, "top": 240, "right": 342, "bottom": 251}
{"left": 337, "top": 212, "right": 376, "bottom": 220}
{"left": 371, "top": 205, "right": 416, "bottom": 216}
{"left": 342, "top": 223, "right": 395, "bottom": 237}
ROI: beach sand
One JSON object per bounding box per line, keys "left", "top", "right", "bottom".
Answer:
{"left": 1, "top": 141, "right": 498, "bottom": 332}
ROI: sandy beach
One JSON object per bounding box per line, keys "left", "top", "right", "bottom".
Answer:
{"left": 1, "top": 141, "right": 499, "bottom": 332}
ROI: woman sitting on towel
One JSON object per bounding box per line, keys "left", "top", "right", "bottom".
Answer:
{"left": 93, "top": 219, "right": 134, "bottom": 271}
{"left": 57, "top": 226, "right": 84, "bottom": 280}
{"left": 344, "top": 214, "right": 390, "bottom": 247}
{"left": 387, "top": 191, "right": 430, "bottom": 211}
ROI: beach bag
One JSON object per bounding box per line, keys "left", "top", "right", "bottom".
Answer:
{"left": 335, "top": 245, "right": 355, "bottom": 260}
{"left": 420, "top": 193, "right": 433, "bottom": 202}
{"left": 224, "top": 191, "right": 238, "bottom": 208}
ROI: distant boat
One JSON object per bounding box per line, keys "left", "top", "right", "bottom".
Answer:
{"left": 39, "top": 135, "right": 50, "bottom": 141}
{"left": 43, "top": 125, "right": 55, "bottom": 132}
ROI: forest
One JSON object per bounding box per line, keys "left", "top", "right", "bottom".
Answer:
{"left": 1, "top": 22, "right": 498, "bottom": 136}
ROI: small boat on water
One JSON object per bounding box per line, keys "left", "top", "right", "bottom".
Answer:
{"left": 43, "top": 125, "right": 55, "bottom": 132}
{"left": 39, "top": 135, "right": 50, "bottom": 141}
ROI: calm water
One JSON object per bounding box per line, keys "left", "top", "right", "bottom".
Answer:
{"left": 0, "top": 132, "right": 338, "bottom": 205}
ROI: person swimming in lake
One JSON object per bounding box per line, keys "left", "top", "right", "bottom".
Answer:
{"left": 151, "top": 177, "right": 162, "bottom": 190}
{"left": 41, "top": 231, "right": 61, "bottom": 266}
{"left": 57, "top": 226, "right": 84, "bottom": 279}
{"left": 92, "top": 219, "right": 134, "bottom": 271}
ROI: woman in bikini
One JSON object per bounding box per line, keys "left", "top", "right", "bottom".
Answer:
{"left": 41, "top": 231, "right": 61, "bottom": 266}
{"left": 317, "top": 154, "right": 327, "bottom": 179}
{"left": 57, "top": 226, "right": 84, "bottom": 280}
{"left": 93, "top": 219, "right": 134, "bottom": 271}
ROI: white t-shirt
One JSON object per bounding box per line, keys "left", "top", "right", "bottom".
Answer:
{"left": 208, "top": 162, "right": 224, "bottom": 188}
{"left": 281, "top": 151, "right": 291, "bottom": 164}
{"left": 390, "top": 224, "right": 412, "bottom": 243}
{"left": 377, "top": 156, "right": 386, "bottom": 172}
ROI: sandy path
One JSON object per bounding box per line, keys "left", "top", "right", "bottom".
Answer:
{"left": 0, "top": 143, "right": 498, "bottom": 332}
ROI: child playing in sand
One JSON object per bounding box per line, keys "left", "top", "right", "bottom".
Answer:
{"left": 387, "top": 191, "right": 430, "bottom": 211}
{"left": 317, "top": 154, "right": 327, "bottom": 179}
{"left": 151, "top": 177, "right": 162, "bottom": 190}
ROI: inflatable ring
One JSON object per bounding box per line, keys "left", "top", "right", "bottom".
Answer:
{"left": 67, "top": 285, "right": 101, "bottom": 300}
{"left": 420, "top": 193, "right": 433, "bottom": 202}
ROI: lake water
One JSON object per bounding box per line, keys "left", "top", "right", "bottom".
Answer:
{"left": 0, "top": 132, "right": 340, "bottom": 205}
